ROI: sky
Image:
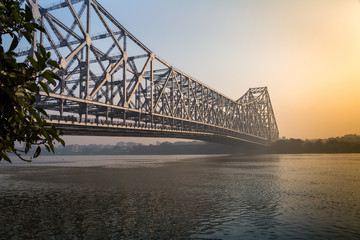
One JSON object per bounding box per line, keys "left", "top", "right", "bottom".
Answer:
{"left": 40, "top": 0, "right": 360, "bottom": 144}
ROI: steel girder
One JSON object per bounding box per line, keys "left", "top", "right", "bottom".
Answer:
{"left": 22, "top": 0, "right": 279, "bottom": 145}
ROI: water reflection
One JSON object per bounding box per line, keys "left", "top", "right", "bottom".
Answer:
{"left": 1, "top": 185, "right": 201, "bottom": 239}
{"left": 0, "top": 154, "right": 359, "bottom": 239}
{"left": 187, "top": 155, "right": 282, "bottom": 239}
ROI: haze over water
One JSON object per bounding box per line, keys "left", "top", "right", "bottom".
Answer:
{"left": 1, "top": 154, "right": 359, "bottom": 239}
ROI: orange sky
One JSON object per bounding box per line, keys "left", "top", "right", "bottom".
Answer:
{"left": 262, "top": 0, "right": 360, "bottom": 138}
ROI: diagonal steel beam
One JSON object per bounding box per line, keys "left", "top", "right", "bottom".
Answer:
{"left": 65, "top": 2, "right": 86, "bottom": 41}
{"left": 45, "top": 13, "right": 82, "bottom": 40}
{"left": 90, "top": 58, "right": 124, "bottom": 98}
{"left": 92, "top": 0, "right": 151, "bottom": 54}
{"left": 92, "top": 3, "right": 124, "bottom": 54}
{"left": 125, "top": 55, "right": 153, "bottom": 106}
{"left": 65, "top": 0, "right": 87, "bottom": 36}
{"left": 173, "top": 73, "right": 190, "bottom": 119}
{"left": 153, "top": 69, "right": 172, "bottom": 110}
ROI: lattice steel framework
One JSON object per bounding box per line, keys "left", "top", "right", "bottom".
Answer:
{"left": 19, "top": 0, "right": 279, "bottom": 145}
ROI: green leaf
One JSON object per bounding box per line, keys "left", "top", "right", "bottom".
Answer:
{"left": 24, "top": 22, "right": 35, "bottom": 32}
{"left": 43, "top": 70, "right": 61, "bottom": 81}
{"left": 45, "top": 145, "right": 50, "bottom": 152}
{"left": 35, "top": 107, "right": 49, "bottom": 118}
{"left": 22, "top": 31, "right": 33, "bottom": 44}
{"left": 29, "top": 108, "right": 42, "bottom": 125}
{"left": 36, "top": 25, "right": 45, "bottom": 33}
{"left": 39, "top": 81, "right": 50, "bottom": 95}
{"left": 59, "top": 138, "right": 65, "bottom": 147}
{"left": 0, "top": 4, "right": 8, "bottom": 12}
{"left": 35, "top": 52, "right": 46, "bottom": 70}
{"left": 9, "top": 35, "right": 19, "bottom": 52}
{"left": 15, "top": 90, "right": 25, "bottom": 98}
{"left": 42, "top": 131, "right": 51, "bottom": 143}
{"left": 27, "top": 56, "right": 38, "bottom": 70}
{"left": 48, "top": 142, "right": 55, "bottom": 153}
{"left": 0, "top": 152, "right": 12, "bottom": 163}
{"left": 25, "top": 5, "right": 32, "bottom": 22}
{"left": 41, "top": 70, "right": 56, "bottom": 85}
{"left": 25, "top": 82, "right": 39, "bottom": 93}
{"left": 11, "top": 8, "right": 20, "bottom": 23}
{"left": 39, "top": 45, "right": 46, "bottom": 57}
{"left": 52, "top": 72, "right": 61, "bottom": 81}
{"left": 47, "top": 59, "right": 60, "bottom": 69}
{"left": 33, "top": 146, "right": 41, "bottom": 158}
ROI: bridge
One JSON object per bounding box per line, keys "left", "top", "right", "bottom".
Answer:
{"left": 20, "top": 0, "right": 279, "bottom": 146}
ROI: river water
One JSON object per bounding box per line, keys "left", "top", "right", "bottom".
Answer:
{"left": 0, "top": 154, "right": 359, "bottom": 239}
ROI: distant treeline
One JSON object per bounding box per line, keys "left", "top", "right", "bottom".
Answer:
{"left": 49, "top": 141, "right": 241, "bottom": 156}
{"left": 269, "top": 134, "right": 360, "bottom": 154}
{"left": 24, "top": 134, "right": 360, "bottom": 156}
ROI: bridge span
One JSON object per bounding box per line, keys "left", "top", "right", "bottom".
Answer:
{"left": 21, "top": 0, "right": 279, "bottom": 146}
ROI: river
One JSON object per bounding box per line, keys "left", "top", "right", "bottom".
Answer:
{"left": 0, "top": 154, "right": 359, "bottom": 239}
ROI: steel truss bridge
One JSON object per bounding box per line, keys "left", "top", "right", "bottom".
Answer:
{"left": 20, "top": 0, "right": 279, "bottom": 146}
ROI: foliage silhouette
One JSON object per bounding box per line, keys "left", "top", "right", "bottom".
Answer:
{"left": 0, "top": 0, "right": 64, "bottom": 162}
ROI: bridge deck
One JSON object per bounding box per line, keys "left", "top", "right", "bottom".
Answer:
{"left": 49, "top": 120, "right": 270, "bottom": 146}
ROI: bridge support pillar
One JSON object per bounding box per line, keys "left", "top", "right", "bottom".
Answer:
{"left": 85, "top": 103, "right": 88, "bottom": 124}
{"left": 150, "top": 58, "right": 154, "bottom": 129}
{"left": 150, "top": 113, "right": 153, "bottom": 129}
{"left": 123, "top": 110, "right": 126, "bottom": 125}
{"left": 106, "top": 107, "right": 109, "bottom": 124}
{"left": 138, "top": 111, "right": 140, "bottom": 127}
{"left": 60, "top": 99, "right": 64, "bottom": 119}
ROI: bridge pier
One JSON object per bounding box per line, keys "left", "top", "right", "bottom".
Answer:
{"left": 60, "top": 99, "right": 64, "bottom": 119}
{"left": 85, "top": 103, "right": 88, "bottom": 124}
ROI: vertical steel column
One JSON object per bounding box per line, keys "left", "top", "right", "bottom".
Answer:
{"left": 85, "top": 104, "right": 88, "bottom": 123}
{"left": 200, "top": 85, "right": 203, "bottom": 123}
{"left": 188, "top": 78, "right": 190, "bottom": 120}
{"left": 85, "top": 0, "right": 91, "bottom": 98}
{"left": 150, "top": 59, "right": 153, "bottom": 128}
{"left": 123, "top": 34, "right": 127, "bottom": 125}
{"left": 162, "top": 94, "right": 164, "bottom": 128}
{"left": 60, "top": 99, "right": 64, "bottom": 118}
{"left": 171, "top": 72, "right": 174, "bottom": 128}
{"left": 266, "top": 93, "right": 272, "bottom": 143}
{"left": 137, "top": 83, "right": 140, "bottom": 126}
{"left": 60, "top": 66, "right": 64, "bottom": 118}
{"left": 106, "top": 107, "right": 109, "bottom": 124}
{"left": 106, "top": 67, "right": 109, "bottom": 124}
{"left": 85, "top": 0, "right": 91, "bottom": 123}
{"left": 79, "top": 49, "right": 83, "bottom": 99}
{"left": 144, "top": 73, "right": 148, "bottom": 127}
{"left": 40, "top": 14, "right": 44, "bottom": 46}
{"left": 179, "top": 74, "right": 185, "bottom": 131}
{"left": 31, "top": 0, "right": 38, "bottom": 59}
{"left": 194, "top": 82, "right": 197, "bottom": 121}
{"left": 110, "top": 75, "right": 114, "bottom": 105}
{"left": 180, "top": 75, "right": 183, "bottom": 119}
{"left": 79, "top": 49, "right": 83, "bottom": 123}
{"left": 110, "top": 75, "right": 114, "bottom": 123}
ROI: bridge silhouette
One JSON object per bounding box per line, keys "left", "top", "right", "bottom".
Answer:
{"left": 20, "top": 0, "right": 279, "bottom": 146}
